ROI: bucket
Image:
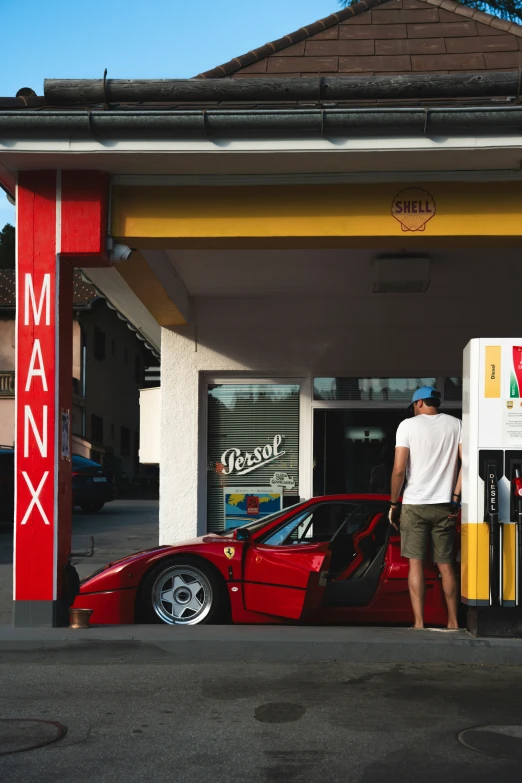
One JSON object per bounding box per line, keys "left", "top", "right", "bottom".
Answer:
{"left": 69, "top": 607, "right": 93, "bottom": 629}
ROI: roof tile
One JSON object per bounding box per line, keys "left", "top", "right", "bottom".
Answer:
{"left": 438, "top": 7, "right": 472, "bottom": 20}
{"left": 372, "top": 8, "right": 439, "bottom": 22}
{"left": 408, "top": 21, "right": 478, "bottom": 37}
{"left": 446, "top": 34, "right": 517, "bottom": 52}
{"left": 376, "top": 36, "right": 446, "bottom": 53}
{"left": 489, "top": 17, "right": 513, "bottom": 31}
{"left": 340, "top": 23, "right": 407, "bottom": 38}
{"left": 411, "top": 51, "right": 486, "bottom": 68}
{"left": 476, "top": 21, "right": 507, "bottom": 35}
{"left": 484, "top": 49, "right": 522, "bottom": 66}
{"left": 439, "top": 0, "right": 460, "bottom": 10}
{"left": 310, "top": 27, "right": 340, "bottom": 40}
{"left": 339, "top": 53, "right": 412, "bottom": 70}
{"left": 306, "top": 40, "right": 375, "bottom": 55}
{"left": 275, "top": 42, "right": 306, "bottom": 56}
{"left": 267, "top": 57, "right": 339, "bottom": 73}
{"left": 340, "top": 13, "right": 373, "bottom": 24}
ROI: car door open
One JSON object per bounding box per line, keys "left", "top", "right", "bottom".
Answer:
{"left": 242, "top": 502, "right": 357, "bottom": 620}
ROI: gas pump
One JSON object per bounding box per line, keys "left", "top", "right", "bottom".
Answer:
{"left": 463, "top": 339, "right": 522, "bottom": 635}
{"left": 485, "top": 463, "right": 501, "bottom": 605}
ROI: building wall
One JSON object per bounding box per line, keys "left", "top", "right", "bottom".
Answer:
{"left": 160, "top": 277, "right": 522, "bottom": 544}
{"left": 80, "top": 299, "right": 153, "bottom": 481}
{"left": 0, "top": 318, "right": 15, "bottom": 369}
{"left": 1, "top": 305, "right": 153, "bottom": 477}
{"left": 0, "top": 398, "right": 14, "bottom": 446}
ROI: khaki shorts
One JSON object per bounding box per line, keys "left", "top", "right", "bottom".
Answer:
{"left": 400, "top": 504, "right": 455, "bottom": 564}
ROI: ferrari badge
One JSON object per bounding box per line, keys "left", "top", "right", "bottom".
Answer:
{"left": 224, "top": 547, "right": 235, "bottom": 559}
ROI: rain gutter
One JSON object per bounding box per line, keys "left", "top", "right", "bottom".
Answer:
{"left": 1, "top": 106, "right": 522, "bottom": 139}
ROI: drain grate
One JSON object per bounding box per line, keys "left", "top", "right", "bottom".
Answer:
{"left": 459, "top": 725, "right": 522, "bottom": 761}
{"left": 0, "top": 719, "right": 66, "bottom": 756}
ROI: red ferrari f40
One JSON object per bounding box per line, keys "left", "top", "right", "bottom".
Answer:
{"left": 74, "top": 495, "right": 455, "bottom": 627}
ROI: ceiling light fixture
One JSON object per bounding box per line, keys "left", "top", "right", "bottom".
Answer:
{"left": 373, "top": 254, "right": 431, "bottom": 293}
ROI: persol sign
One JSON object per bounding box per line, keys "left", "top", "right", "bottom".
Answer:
{"left": 220, "top": 434, "right": 286, "bottom": 477}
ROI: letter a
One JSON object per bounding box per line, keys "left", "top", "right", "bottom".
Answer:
{"left": 24, "top": 273, "right": 50, "bottom": 327}
{"left": 25, "top": 339, "right": 48, "bottom": 392}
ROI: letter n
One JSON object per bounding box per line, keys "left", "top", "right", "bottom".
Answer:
{"left": 24, "top": 405, "right": 48, "bottom": 458}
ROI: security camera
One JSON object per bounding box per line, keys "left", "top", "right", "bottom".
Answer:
{"left": 110, "top": 244, "right": 133, "bottom": 262}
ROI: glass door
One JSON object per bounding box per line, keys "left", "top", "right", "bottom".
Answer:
{"left": 312, "top": 377, "right": 462, "bottom": 497}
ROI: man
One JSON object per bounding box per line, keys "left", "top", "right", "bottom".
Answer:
{"left": 388, "top": 386, "right": 462, "bottom": 630}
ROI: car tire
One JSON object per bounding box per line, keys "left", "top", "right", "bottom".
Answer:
{"left": 80, "top": 502, "right": 105, "bottom": 513}
{"left": 136, "top": 556, "right": 230, "bottom": 626}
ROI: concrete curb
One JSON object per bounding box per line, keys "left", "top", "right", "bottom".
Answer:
{"left": 1, "top": 625, "right": 522, "bottom": 664}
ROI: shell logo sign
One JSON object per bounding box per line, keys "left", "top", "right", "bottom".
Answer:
{"left": 391, "top": 188, "right": 436, "bottom": 232}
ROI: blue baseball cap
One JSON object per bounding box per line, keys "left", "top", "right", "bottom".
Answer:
{"left": 408, "top": 386, "right": 441, "bottom": 411}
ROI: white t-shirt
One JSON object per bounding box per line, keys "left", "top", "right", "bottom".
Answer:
{"left": 395, "top": 413, "right": 462, "bottom": 505}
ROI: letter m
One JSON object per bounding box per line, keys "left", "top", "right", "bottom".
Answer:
{"left": 24, "top": 273, "right": 50, "bottom": 326}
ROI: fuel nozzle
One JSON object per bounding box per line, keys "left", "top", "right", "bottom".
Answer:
{"left": 512, "top": 469, "right": 522, "bottom": 505}
{"left": 513, "top": 468, "right": 522, "bottom": 607}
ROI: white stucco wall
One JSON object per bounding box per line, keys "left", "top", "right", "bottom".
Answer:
{"left": 0, "top": 398, "right": 15, "bottom": 447}
{"left": 159, "top": 268, "right": 522, "bottom": 544}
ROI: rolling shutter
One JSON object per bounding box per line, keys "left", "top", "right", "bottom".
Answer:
{"left": 207, "top": 384, "right": 300, "bottom": 532}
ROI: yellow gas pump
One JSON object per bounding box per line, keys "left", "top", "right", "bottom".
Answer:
{"left": 463, "top": 339, "right": 522, "bottom": 635}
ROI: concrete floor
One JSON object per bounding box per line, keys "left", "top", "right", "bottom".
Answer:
{"left": 0, "top": 500, "right": 159, "bottom": 624}
{"left": 1, "top": 661, "right": 522, "bottom": 782}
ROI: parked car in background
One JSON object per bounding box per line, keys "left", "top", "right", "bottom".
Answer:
{"left": 72, "top": 454, "right": 115, "bottom": 513}
{"left": 0, "top": 450, "right": 114, "bottom": 521}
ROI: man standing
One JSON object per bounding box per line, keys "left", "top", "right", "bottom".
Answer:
{"left": 388, "top": 386, "right": 462, "bottom": 629}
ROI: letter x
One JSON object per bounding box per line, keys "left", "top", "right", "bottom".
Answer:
{"left": 21, "top": 471, "right": 50, "bottom": 526}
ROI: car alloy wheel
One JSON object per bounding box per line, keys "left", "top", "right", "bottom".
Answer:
{"left": 152, "top": 565, "right": 213, "bottom": 625}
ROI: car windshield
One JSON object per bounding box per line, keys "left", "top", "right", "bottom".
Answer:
{"left": 261, "top": 502, "right": 362, "bottom": 546}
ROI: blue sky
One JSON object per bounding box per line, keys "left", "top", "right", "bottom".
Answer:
{"left": 1, "top": 0, "right": 338, "bottom": 227}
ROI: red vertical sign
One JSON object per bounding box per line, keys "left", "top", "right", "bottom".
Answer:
{"left": 15, "top": 172, "right": 58, "bottom": 602}
{"left": 14, "top": 169, "right": 108, "bottom": 623}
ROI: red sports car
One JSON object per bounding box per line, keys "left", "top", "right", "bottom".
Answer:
{"left": 74, "top": 494, "right": 453, "bottom": 626}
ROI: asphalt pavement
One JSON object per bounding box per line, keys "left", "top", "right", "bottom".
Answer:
{"left": 1, "top": 660, "right": 522, "bottom": 782}
{"left": 0, "top": 500, "right": 159, "bottom": 624}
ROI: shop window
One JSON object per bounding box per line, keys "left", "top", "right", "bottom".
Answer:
{"left": 111, "top": 339, "right": 115, "bottom": 357}
{"left": 91, "top": 414, "right": 103, "bottom": 445}
{"left": 135, "top": 355, "right": 142, "bottom": 385}
{"left": 124, "top": 348, "right": 128, "bottom": 365}
{"left": 121, "top": 426, "right": 131, "bottom": 457}
{"left": 207, "top": 383, "right": 300, "bottom": 533}
{"left": 93, "top": 327, "right": 106, "bottom": 360}
{"left": 314, "top": 377, "right": 437, "bottom": 402}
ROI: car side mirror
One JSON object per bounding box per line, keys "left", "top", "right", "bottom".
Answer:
{"left": 234, "top": 528, "right": 251, "bottom": 541}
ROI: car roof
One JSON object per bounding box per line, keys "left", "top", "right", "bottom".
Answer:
{"left": 312, "top": 494, "right": 390, "bottom": 503}
{"left": 72, "top": 454, "right": 103, "bottom": 468}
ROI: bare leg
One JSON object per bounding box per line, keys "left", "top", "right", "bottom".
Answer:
{"left": 408, "top": 558, "right": 425, "bottom": 629}
{"left": 437, "top": 562, "right": 459, "bottom": 629}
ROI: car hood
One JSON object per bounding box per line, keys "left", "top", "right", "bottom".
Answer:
{"left": 79, "top": 533, "right": 237, "bottom": 587}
